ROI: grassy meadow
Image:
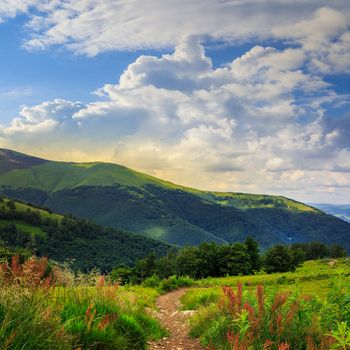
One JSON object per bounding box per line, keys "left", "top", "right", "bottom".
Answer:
{"left": 1, "top": 255, "right": 350, "bottom": 349}
{"left": 181, "top": 258, "right": 350, "bottom": 349}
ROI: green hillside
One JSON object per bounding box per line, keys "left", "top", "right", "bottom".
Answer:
{"left": 0, "top": 148, "right": 349, "bottom": 250}
{"left": 0, "top": 196, "right": 172, "bottom": 271}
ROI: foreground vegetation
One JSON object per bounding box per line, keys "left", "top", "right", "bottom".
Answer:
{"left": 0, "top": 251, "right": 349, "bottom": 349}
{"left": 188, "top": 278, "right": 350, "bottom": 349}
{"left": 0, "top": 256, "right": 166, "bottom": 349}
{"left": 137, "top": 256, "right": 350, "bottom": 349}
{"left": 180, "top": 258, "right": 350, "bottom": 349}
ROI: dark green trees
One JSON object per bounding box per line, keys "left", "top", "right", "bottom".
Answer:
{"left": 330, "top": 244, "right": 347, "bottom": 258}
{"left": 264, "top": 245, "right": 296, "bottom": 273}
{"left": 115, "top": 238, "right": 263, "bottom": 282}
{"left": 245, "top": 236, "right": 261, "bottom": 272}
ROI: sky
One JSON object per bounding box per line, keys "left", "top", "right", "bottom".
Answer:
{"left": 0, "top": 1, "right": 350, "bottom": 204}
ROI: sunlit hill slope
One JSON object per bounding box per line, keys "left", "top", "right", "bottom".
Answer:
{"left": 0, "top": 148, "right": 349, "bottom": 250}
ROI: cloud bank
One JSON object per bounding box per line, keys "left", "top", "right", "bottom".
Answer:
{"left": 0, "top": 0, "right": 348, "bottom": 56}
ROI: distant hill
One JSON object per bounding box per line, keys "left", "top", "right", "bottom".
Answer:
{"left": 0, "top": 196, "right": 171, "bottom": 271}
{"left": 0, "top": 148, "right": 349, "bottom": 251}
{"left": 311, "top": 203, "right": 350, "bottom": 223}
{"left": 0, "top": 148, "right": 47, "bottom": 174}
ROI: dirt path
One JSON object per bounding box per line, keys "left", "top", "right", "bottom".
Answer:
{"left": 148, "top": 288, "right": 203, "bottom": 350}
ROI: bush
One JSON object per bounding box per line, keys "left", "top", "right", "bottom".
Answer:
{"left": 159, "top": 275, "right": 195, "bottom": 292}
{"left": 142, "top": 274, "right": 161, "bottom": 288}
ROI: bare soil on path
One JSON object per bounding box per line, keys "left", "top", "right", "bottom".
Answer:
{"left": 148, "top": 288, "right": 203, "bottom": 350}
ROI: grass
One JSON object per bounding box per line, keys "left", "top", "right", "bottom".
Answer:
{"left": 178, "top": 258, "right": 350, "bottom": 350}
{"left": 199, "top": 192, "right": 317, "bottom": 212}
{"left": 180, "top": 258, "right": 350, "bottom": 311}
{"left": 0, "top": 198, "right": 62, "bottom": 221}
{"left": 196, "top": 258, "right": 350, "bottom": 288}
{"left": 0, "top": 256, "right": 166, "bottom": 350}
{"left": 0, "top": 155, "right": 318, "bottom": 213}
{"left": 186, "top": 278, "right": 350, "bottom": 349}
{"left": 1, "top": 256, "right": 350, "bottom": 349}
{"left": 0, "top": 219, "right": 45, "bottom": 238}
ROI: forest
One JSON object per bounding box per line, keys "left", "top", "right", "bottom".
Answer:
{"left": 0, "top": 198, "right": 171, "bottom": 271}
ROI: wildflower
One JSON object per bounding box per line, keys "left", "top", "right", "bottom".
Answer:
{"left": 237, "top": 282, "right": 243, "bottom": 312}
{"left": 99, "top": 312, "right": 117, "bottom": 330}
{"left": 285, "top": 301, "right": 299, "bottom": 326}
{"left": 98, "top": 275, "right": 105, "bottom": 288}
{"left": 85, "top": 303, "right": 96, "bottom": 331}
{"left": 278, "top": 342, "right": 290, "bottom": 350}
{"left": 271, "top": 292, "right": 290, "bottom": 314}
{"left": 263, "top": 339, "right": 273, "bottom": 349}
{"left": 306, "top": 336, "right": 318, "bottom": 350}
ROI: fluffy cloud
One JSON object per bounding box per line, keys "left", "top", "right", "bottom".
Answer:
{"left": 1, "top": 6, "right": 350, "bottom": 203}
{"left": 3, "top": 99, "right": 83, "bottom": 134}
{"left": 0, "top": 0, "right": 343, "bottom": 56}
{"left": 274, "top": 7, "right": 350, "bottom": 73}
{"left": 0, "top": 0, "right": 39, "bottom": 22}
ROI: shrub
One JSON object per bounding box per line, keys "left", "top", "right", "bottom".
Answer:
{"left": 159, "top": 275, "right": 195, "bottom": 291}
{"left": 142, "top": 274, "right": 161, "bottom": 288}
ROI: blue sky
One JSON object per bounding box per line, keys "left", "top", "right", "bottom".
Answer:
{"left": 0, "top": 15, "right": 155, "bottom": 122}
{"left": 0, "top": 1, "right": 350, "bottom": 204}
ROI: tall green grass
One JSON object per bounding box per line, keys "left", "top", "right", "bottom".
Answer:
{"left": 188, "top": 277, "right": 350, "bottom": 349}
{"left": 142, "top": 274, "right": 195, "bottom": 292}
{"left": 196, "top": 258, "right": 350, "bottom": 288}
{"left": 0, "top": 256, "right": 166, "bottom": 349}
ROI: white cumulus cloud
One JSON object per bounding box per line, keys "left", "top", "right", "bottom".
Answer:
{"left": 1, "top": 5, "right": 350, "bottom": 203}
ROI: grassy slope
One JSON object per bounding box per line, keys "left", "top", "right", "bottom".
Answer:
{"left": 181, "top": 258, "right": 350, "bottom": 310}
{"left": 0, "top": 149, "right": 349, "bottom": 249}
{"left": 180, "top": 258, "right": 350, "bottom": 350}
{"left": 0, "top": 197, "right": 62, "bottom": 221}
{"left": 0, "top": 153, "right": 315, "bottom": 212}
{"left": 0, "top": 198, "right": 62, "bottom": 238}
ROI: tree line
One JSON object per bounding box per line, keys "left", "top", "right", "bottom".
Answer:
{"left": 111, "top": 238, "right": 347, "bottom": 284}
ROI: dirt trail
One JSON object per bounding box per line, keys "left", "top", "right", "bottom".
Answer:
{"left": 148, "top": 288, "right": 203, "bottom": 350}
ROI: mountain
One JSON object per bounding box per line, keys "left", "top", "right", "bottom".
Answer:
{"left": 311, "top": 203, "right": 350, "bottom": 223}
{"left": 0, "top": 148, "right": 349, "bottom": 251}
{"left": 0, "top": 196, "right": 171, "bottom": 271}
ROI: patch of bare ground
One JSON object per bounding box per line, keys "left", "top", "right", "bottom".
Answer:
{"left": 148, "top": 288, "right": 203, "bottom": 350}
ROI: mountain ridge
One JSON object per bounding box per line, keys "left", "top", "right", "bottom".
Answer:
{"left": 0, "top": 149, "right": 316, "bottom": 210}
{"left": 311, "top": 203, "right": 350, "bottom": 223}
{"left": 0, "top": 148, "right": 349, "bottom": 250}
